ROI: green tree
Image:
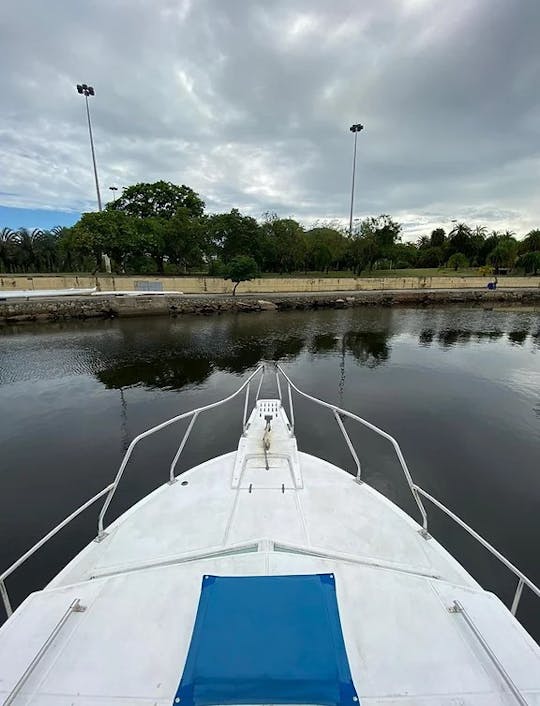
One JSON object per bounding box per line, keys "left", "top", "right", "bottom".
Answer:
{"left": 430, "top": 228, "right": 446, "bottom": 247}
{"left": 262, "top": 216, "right": 306, "bottom": 273}
{"left": 225, "top": 255, "right": 258, "bottom": 295}
{"left": 164, "top": 208, "right": 206, "bottom": 270}
{"left": 390, "top": 242, "right": 418, "bottom": 268}
{"left": 417, "top": 246, "right": 445, "bottom": 268}
{"left": 135, "top": 217, "right": 167, "bottom": 273}
{"left": 0, "top": 227, "right": 17, "bottom": 272}
{"left": 487, "top": 237, "right": 518, "bottom": 273}
{"left": 110, "top": 181, "right": 205, "bottom": 219}
{"left": 447, "top": 252, "right": 469, "bottom": 271}
{"left": 447, "top": 223, "right": 474, "bottom": 259}
{"left": 70, "top": 211, "right": 138, "bottom": 271}
{"left": 348, "top": 215, "right": 401, "bottom": 273}
{"left": 34, "top": 230, "right": 61, "bottom": 272}
{"left": 14, "top": 228, "right": 44, "bottom": 272}
{"left": 305, "top": 227, "right": 347, "bottom": 272}
{"left": 518, "top": 229, "right": 540, "bottom": 255}
{"left": 206, "top": 209, "right": 261, "bottom": 264}
{"left": 516, "top": 251, "right": 540, "bottom": 275}
{"left": 360, "top": 215, "right": 401, "bottom": 254}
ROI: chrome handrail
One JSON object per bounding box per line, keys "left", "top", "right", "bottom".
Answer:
{"left": 276, "top": 364, "right": 539, "bottom": 618}
{"left": 415, "top": 486, "right": 540, "bottom": 613}
{"left": 276, "top": 365, "right": 429, "bottom": 533}
{"left": 0, "top": 367, "right": 265, "bottom": 620}
{"left": 0, "top": 484, "right": 114, "bottom": 617}
{"left": 2, "top": 362, "right": 538, "bottom": 625}
{"left": 98, "top": 365, "right": 264, "bottom": 536}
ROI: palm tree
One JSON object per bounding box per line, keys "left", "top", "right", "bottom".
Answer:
{"left": 448, "top": 222, "right": 473, "bottom": 260}
{"left": 0, "top": 227, "right": 17, "bottom": 272}
{"left": 16, "top": 228, "right": 43, "bottom": 272}
{"left": 35, "top": 230, "right": 61, "bottom": 272}
{"left": 473, "top": 225, "right": 487, "bottom": 239}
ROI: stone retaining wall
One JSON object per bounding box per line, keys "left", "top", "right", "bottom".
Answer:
{"left": 1, "top": 289, "right": 538, "bottom": 325}
{"left": 1, "top": 273, "right": 538, "bottom": 295}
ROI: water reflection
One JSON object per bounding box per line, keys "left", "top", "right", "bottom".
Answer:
{"left": 508, "top": 330, "right": 528, "bottom": 345}
{"left": 344, "top": 331, "right": 390, "bottom": 367}
{"left": 1, "top": 308, "right": 538, "bottom": 395}
{"left": 96, "top": 334, "right": 308, "bottom": 390}
{"left": 88, "top": 312, "right": 537, "bottom": 392}
{"left": 310, "top": 333, "right": 339, "bottom": 354}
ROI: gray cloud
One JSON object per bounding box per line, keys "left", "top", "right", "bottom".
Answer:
{"left": 1, "top": 0, "right": 539, "bottom": 239}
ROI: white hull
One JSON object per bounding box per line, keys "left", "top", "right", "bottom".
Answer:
{"left": 0, "top": 368, "right": 538, "bottom": 705}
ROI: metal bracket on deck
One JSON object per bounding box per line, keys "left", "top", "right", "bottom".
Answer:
{"left": 418, "top": 528, "right": 432, "bottom": 540}
{"left": 94, "top": 532, "right": 108, "bottom": 543}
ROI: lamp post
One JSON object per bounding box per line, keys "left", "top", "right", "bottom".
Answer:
{"left": 76, "top": 84, "right": 102, "bottom": 211}
{"left": 109, "top": 185, "right": 119, "bottom": 205}
{"left": 348, "top": 123, "right": 364, "bottom": 237}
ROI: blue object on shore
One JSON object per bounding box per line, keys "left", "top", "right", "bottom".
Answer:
{"left": 173, "top": 573, "right": 359, "bottom": 706}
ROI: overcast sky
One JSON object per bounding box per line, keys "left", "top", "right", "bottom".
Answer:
{"left": 1, "top": 0, "right": 539, "bottom": 239}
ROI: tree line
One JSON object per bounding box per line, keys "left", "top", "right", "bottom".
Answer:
{"left": 1, "top": 181, "right": 539, "bottom": 276}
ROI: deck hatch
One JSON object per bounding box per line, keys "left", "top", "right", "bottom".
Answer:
{"left": 173, "top": 573, "right": 358, "bottom": 706}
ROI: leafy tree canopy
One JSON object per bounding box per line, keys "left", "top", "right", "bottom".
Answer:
{"left": 109, "top": 181, "right": 205, "bottom": 219}
{"left": 224, "top": 254, "right": 258, "bottom": 295}
{"left": 447, "top": 252, "right": 469, "bottom": 271}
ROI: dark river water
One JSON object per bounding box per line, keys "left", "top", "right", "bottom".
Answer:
{"left": 1, "top": 306, "right": 539, "bottom": 640}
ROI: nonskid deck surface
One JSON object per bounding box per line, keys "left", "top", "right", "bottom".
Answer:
{"left": 1, "top": 399, "right": 539, "bottom": 705}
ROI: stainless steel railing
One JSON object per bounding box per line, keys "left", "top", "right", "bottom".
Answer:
{"left": 97, "top": 365, "right": 265, "bottom": 536}
{"left": 0, "top": 366, "right": 265, "bottom": 619}
{"left": 275, "top": 364, "right": 540, "bottom": 618}
{"left": 1, "top": 362, "right": 538, "bottom": 623}
{"left": 0, "top": 484, "right": 114, "bottom": 617}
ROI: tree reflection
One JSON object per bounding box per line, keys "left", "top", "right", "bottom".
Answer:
{"left": 95, "top": 334, "right": 307, "bottom": 391}
{"left": 508, "top": 331, "right": 528, "bottom": 345}
{"left": 310, "top": 333, "right": 339, "bottom": 354}
{"left": 437, "top": 329, "right": 472, "bottom": 347}
{"left": 92, "top": 312, "right": 535, "bottom": 391}
{"left": 98, "top": 356, "right": 213, "bottom": 390}
{"left": 419, "top": 329, "right": 434, "bottom": 346}
{"left": 344, "top": 330, "right": 390, "bottom": 368}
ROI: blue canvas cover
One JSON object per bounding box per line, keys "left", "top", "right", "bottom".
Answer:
{"left": 173, "top": 573, "right": 358, "bottom": 706}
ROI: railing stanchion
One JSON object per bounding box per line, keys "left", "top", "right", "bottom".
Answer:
{"left": 0, "top": 579, "right": 13, "bottom": 618}
{"left": 276, "top": 370, "right": 282, "bottom": 401}
{"left": 415, "top": 485, "right": 540, "bottom": 603}
{"left": 169, "top": 412, "right": 199, "bottom": 482}
{"left": 333, "top": 410, "right": 361, "bottom": 481}
{"left": 255, "top": 366, "right": 265, "bottom": 401}
{"left": 288, "top": 383, "right": 295, "bottom": 434}
{"left": 242, "top": 384, "right": 250, "bottom": 431}
{"left": 511, "top": 578, "right": 525, "bottom": 616}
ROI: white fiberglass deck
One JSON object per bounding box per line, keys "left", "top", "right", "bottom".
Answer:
{"left": 0, "top": 373, "right": 539, "bottom": 705}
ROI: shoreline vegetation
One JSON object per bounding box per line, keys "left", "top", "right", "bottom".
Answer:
{"left": 1, "top": 182, "right": 540, "bottom": 284}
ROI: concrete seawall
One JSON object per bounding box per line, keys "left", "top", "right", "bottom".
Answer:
{"left": 2, "top": 288, "right": 539, "bottom": 325}
{"left": 1, "top": 273, "right": 539, "bottom": 295}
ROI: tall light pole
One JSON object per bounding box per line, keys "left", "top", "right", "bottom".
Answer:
{"left": 76, "top": 83, "right": 102, "bottom": 211}
{"left": 348, "top": 123, "right": 364, "bottom": 237}
{"left": 109, "top": 185, "right": 119, "bottom": 205}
